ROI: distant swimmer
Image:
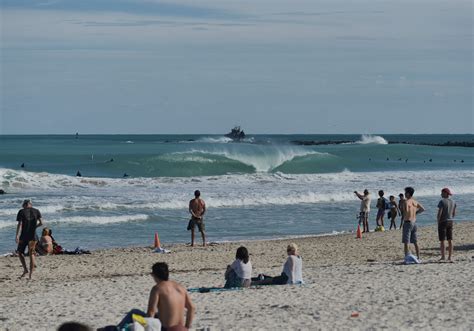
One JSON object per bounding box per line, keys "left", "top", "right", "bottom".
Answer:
{"left": 369, "top": 158, "right": 372, "bottom": 161}
{"left": 123, "top": 173, "right": 129, "bottom": 178}
{"left": 398, "top": 158, "right": 402, "bottom": 161}
{"left": 429, "top": 158, "right": 432, "bottom": 162}
{"left": 106, "top": 158, "right": 114, "bottom": 163}
{"left": 386, "top": 157, "right": 389, "bottom": 161}
{"left": 0, "top": 189, "right": 5, "bottom": 194}
{"left": 20, "top": 163, "right": 25, "bottom": 168}
{"left": 461, "top": 160, "right": 464, "bottom": 163}
{"left": 405, "top": 159, "right": 408, "bottom": 163}
{"left": 75, "top": 132, "right": 79, "bottom": 139}
{"left": 76, "top": 171, "right": 82, "bottom": 177}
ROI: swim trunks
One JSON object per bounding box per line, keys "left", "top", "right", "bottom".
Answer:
{"left": 402, "top": 221, "right": 417, "bottom": 244}
{"left": 438, "top": 221, "right": 453, "bottom": 241}
{"left": 187, "top": 218, "right": 205, "bottom": 232}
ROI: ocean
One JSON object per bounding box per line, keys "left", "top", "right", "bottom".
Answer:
{"left": 0, "top": 134, "right": 473, "bottom": 253}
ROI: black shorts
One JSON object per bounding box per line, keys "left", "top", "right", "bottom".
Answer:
{"left": 17, "top": 237, "right": 37, "bottom": 254}
{"left": 438, "top": 221, "right": 453, "bottom": 241}
{"left": 187, "top": 218, "right": 205, "bottom": 232}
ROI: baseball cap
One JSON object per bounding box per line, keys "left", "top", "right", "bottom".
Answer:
{"left": 441, "top": 188, "right": 452, "bottom": 195}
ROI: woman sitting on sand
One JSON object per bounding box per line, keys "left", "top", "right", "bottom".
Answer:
{"left": 36, "top": 228, "right": 53, "bottom": 255}
{"left": 251, "top": 243, "right": 303, "bottom": 285}
{"left": 224, "top": 246, "right": 252, "bottom": 288}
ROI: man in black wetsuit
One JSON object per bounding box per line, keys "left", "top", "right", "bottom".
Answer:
{"left": 15, "top": 199, "right": 43, "bottom": 279}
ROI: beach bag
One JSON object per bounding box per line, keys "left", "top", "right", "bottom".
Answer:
{"left": 53, "top": 242, "right": 63, "bottom": 254}
{"left": 404, "top": 254, "right": 420, "bottom": 264}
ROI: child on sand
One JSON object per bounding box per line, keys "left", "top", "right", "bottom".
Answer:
{"left": 388, "top": 196, "right": 398, "bottom": 230}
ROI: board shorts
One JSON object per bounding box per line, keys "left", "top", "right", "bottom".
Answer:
{"left": 402, "top": 221, "right": 417, "bottom": 244}
{"left": 376, "top": 209, "right": 385, "bottom": 219}
{"left": 187, "top": 218, "right": 205, "bottom": 232}
{"left": 438, "top": 221, "right": 453, "bottom": 241}
{"left": 17, "top": 236, "right": 37, "bottom": 254}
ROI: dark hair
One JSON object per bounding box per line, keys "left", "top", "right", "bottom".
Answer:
{"left": 389, "top": 195, "right": 394, "bottom": 200}
{"left": 194, "top": 190, "right": 201, "bottom": 197}
{"left": 405, "top": 187, "right": 415, "bottom": 197}
{"left": 57, "top": 322, "right": 91, "bottom": 331}
{"left": 152, "top": 262, "right": 169, "bottom": 281}
{"left": 378, "top": 190, "right": 384, "bottom": 196}
{"left": 399, "top": 193, "right": 404, "bottom": 198}
{"left": 235, "top": 246, "right": 249, "bottom": 264}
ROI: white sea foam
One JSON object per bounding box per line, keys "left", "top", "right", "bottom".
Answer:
{"left": 196, "top": 137, "right": 233, "bottom": 144}
{"left": 1, "top": 168, "right": 473, "bottom": 213}
{"left": 48, "top": 214, "right": 149, "bottom": 225}
{"left": 355, "top": 134, "right": 388, "bottom": 145}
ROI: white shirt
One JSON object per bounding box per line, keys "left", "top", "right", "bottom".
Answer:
{"left": 360, "top": 195, "right": 371, "bottom": 212}
{"left": 230, "top": 259, "right": 252, "bottom": 280}
{"left": 282, "top": 255, "right": 303, "bottom": 284}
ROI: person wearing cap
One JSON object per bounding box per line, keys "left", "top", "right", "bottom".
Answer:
{"left": 437, "top": 188, "right": 457, "bottom": 262}
{"left": 354, "top": 189, "right": 371, "bottom": 233}
{"left": 15, "top": 199, "right": 43, "bottom": 279}
{"left": 188, "top": 190, "right": 206, "bottom": 247}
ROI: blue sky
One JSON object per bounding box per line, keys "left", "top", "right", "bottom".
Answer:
{"left": 0, "top": 0, "right": 472, "bottom": 134}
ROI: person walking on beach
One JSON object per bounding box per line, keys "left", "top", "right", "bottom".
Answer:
{"left": 354, "top": 189, "right": 371, "bottom": 233}
{"left": 117, "top": 262, "right": 195, "bottom": 330}
{"left": 15, "top": 199, "right": 43, "bottom": 279}
{"left": 437, "top": 188, "right": 456, "bottom": 262}
{"left": 376, "top": 190, "right": 386, "bottom": 228}
{"left": 388, "top": 195, "right": 398, "bottom": 230}
{"left": 402, "top": 187, "right": 425, "bottom": 259}
{"left": 188, "top": 190, "right": 206, "bottom": 247}
{"left": 398, "top": 193, "right": 406, "bottom": 229}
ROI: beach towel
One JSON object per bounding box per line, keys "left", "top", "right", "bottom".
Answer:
{"left": 187, "top": 287, "right": 242, "bottom": 293}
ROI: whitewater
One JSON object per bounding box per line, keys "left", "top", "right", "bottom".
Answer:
{"left": 0, "top": 134, "right": 473, "bottom": 252}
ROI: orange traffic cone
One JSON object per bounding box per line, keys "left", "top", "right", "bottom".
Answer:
{"left": 356, "top": 224, "right": 362, "bottom": 239}
{"left": 154, "top": 232, "right": 161, "bottom": 248}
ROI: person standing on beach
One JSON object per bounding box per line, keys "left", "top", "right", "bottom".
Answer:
{"left": 354, "top": 189, "right": 371, "bottom": 233}
{"left": 15, "top": 199, "right": 43, "bottom": 279}
{"left": 188, "top": 190, "right": 206, "bottom": 247}
{"left": 117, "top": 262, "right": 195, "bottom": 330}
{"left": 398, "top": 193, "right": 406, "bottom": 229}
{"left": 388, "top": 195, "right": 398, "bottom": 230}
{"left": 437, "top": 188, "right": 456, "bottom": 262}
{"left": 402, "top": 187, "right": 425, "bottom": 259}
{"left": 376, "top": 190, "right": 386, "bottom": 227}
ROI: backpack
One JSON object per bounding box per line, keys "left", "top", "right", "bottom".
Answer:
{"left": 384, "top": 198, "right": 391, "bottom": 210}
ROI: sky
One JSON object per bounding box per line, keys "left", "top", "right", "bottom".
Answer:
{"left": 0, "top": 0, "right": 473, "bottom": 134}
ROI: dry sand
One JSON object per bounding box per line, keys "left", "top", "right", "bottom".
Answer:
{"left": 1, "top": 222, "right": 473, "bottom": 330}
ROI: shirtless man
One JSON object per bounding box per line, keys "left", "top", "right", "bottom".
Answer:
{"left": 401, "top": 187, "right": 425, "bottom": 259}
{"left": 188, "top": 190, "right": 206, "bottom": 247}
{"left": 118, "top": 262, "right": 195, "bottom": 330}
{"left": 15, "top": 199, "right": 43, "bottom": 279}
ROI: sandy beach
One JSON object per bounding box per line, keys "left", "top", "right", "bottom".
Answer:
{"left": 1, "top": 221, "right": 473, "bottom": 330}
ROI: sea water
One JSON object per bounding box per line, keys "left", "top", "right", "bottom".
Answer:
{"left": 0, "top": 134, "right": 473, "bottom": 253}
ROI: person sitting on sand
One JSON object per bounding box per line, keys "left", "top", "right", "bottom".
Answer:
{"left": 251, "top": 243, "right": 303, "bottom": 286}
{"left": 224, "top": 246, "right": 252, "bottom": 288}
{"left": 36, "top": 227, "right": 53, "bottom": 255}
{"left": 388, "top": 196, "right": 399, "bottom": 230}
{"left": 117, "top": 262, "right": 195, "bottom": 330}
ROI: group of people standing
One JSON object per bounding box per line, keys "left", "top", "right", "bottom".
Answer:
{"left": 355, "top": 186, "right": 457, "bottom": 262}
